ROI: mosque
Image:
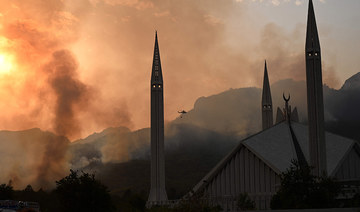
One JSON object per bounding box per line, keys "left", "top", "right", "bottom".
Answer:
{"left": 146, "top": 0, "right": 360, "bottom": 210}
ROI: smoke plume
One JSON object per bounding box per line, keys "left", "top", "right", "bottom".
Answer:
{"left": 45, "top": 50, "right": 90, "bottom": 138}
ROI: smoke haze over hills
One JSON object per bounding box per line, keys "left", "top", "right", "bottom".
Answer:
{"left": 0, "top": 0, "right": 359, "bottom": 192}
{"left": 0, "top": 0, "right": 351, "bottom": 140}
{"left": 71, "top": 74, "right": 360, "bottom": 173}
{"left": 0, "top": 128, "right": 69, "bottom": 189}
{"left": 1, "top": 73, "right": 360, "bottom": 190}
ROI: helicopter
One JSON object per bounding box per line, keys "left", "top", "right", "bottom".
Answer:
{"left": 177, "top": 110, "right": 187, "bottom": 118}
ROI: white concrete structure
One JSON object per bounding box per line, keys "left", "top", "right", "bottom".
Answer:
{"left": 262, "top": 61, "right": 273, "bottom": 130}
{"left": 147, "top": 32, "right": 168, "bottom": 207}
{"left": 189, "top": 121, "right": 360, "bottom": 210}
{"left": 186, "top": 1, "right": 360, "bottom": 211}
{"left": 306, "top": 0, "right": 327, "bottom": 177}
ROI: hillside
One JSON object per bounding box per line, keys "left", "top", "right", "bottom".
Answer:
{"left": 1, "top": 73, "right": 360, "bottom": 197}
{"left": 0, "top": 128, "right": 69, "bottom": 189}
{"left": 72, "top": 123, "right": 238, "bottom": 198}
{"left": 70, "top": 72, "right": 360, "bottom": 198}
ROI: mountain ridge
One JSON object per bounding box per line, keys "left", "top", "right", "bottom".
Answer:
{"left": 1, "top": 72, "right": 360, "bottom": 194}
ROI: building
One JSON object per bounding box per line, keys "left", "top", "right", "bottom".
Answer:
{"left": 305, "top": 0, "right": 327, "bottom": 177}
{"left": 186, "top": 0, "right": 360, "bottom": 210}
{"left": 147, "top": 32, "right": 168, "bottom": 207}
{"left": 275, "top": 94, "right": 299, "bottom": 124}
{"left": 261, "top": 60, "right": 273, "bottom": 130}
{"left": 189, "top": 119, "right": 360, "bottom": 210}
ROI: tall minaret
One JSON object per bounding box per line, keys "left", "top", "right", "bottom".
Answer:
{"left": 305, "top": 0, "right": 327, "bottom": 176}
{"left": 147, "top": 32, "right": 168, "bottom": 206}
{"left": 262, "top": 60, "right": 273, "bottom": 130}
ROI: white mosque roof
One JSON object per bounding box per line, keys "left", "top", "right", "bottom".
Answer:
{"left": 191, "top": 121, "right": 358, "bottom": 195}
{"left": 243, "top": 122, "right": 356, "bottom": 175}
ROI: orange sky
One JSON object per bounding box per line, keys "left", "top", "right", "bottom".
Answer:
{"left": 0, "top": 0, "right": 357, "bottom": 140}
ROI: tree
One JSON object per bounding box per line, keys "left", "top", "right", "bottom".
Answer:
{"left": 0, "top": 183, "right": 14, "bottom": 199}
{"left": 18, "top": 209, "right": 37, "bottom": 212}
{"left": 114, "top": 189, "right": 146, "bottom": 211}
{"left": 237, "top": 193, "right": 255, "bottom": 210}
{"left": 351, "top": 192, "right": 360, "bottom": 207}
{"left": 271, "top": 160, "right": 341, "bottom": 209}
{"left": 55, "top": 170, "right": 114, "bottom": 212}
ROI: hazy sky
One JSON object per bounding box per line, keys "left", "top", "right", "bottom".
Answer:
{"left": 242, "top": 0, "right": 360, "bottom": 83}
{"left": 0, "top": 0, "right": 359, "bottom": 140}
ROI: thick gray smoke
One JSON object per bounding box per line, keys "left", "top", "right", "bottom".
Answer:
{"left": 44, "top": 50, "right": 90, "bottom": 139}
{"left": 70, "top": 73, "right": 360, "bottom": 172}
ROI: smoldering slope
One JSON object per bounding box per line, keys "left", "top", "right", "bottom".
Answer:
{"left": 0, "top": 129, "right": 69, "bottom": 189}
{"left": 0, "top": 75, "right": 358, "bottom": 190}
{"left": 71, "top": 74, "right": 360, "bottom": 176}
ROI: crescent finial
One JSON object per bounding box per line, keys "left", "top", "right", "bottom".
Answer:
{"left": 283, "top": 93, "right": 290, "bottom": 102}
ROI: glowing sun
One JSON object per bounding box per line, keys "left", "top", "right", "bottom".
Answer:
{"left": 0, "top": 54, "right": 14, "bottom": 74}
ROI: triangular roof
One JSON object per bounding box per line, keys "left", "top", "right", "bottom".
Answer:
{"left": 191, "top": 121, "right": 358, "bottom": 194}
{"left": 245, "top": 122, "right": 355, "bottom": 175}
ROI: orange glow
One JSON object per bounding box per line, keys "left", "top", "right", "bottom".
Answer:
{"left": 0, "top": 0, "right": 344, "bottom": 142}
{"left": 0, "top": 36, "right": 16, "bottom": 75}
{"left": 0, "top": 53, "right": 15, "bottom": 74}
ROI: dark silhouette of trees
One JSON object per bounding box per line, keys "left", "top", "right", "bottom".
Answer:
{"left": 0, "top": 183, "right": 14, "bottom": 199}
{"left": 54, "top": 170, "right": 114, "bottom": 212}
{"left": 352, "top": 192, "right": 360, "bottom": 207}
{"left": 271, "top": 160, "right": 341, "bottom": 209}
{"left": 14, "top": 185, "right": 57, "bottom": 212}
{"left": 170, "top": 192, "right": 222, "bottom": 212}
{"left": 113, "top": 189, "right": 146, "bottom": 211}
{"left": 237, "top": 193, "right": 255, "bottom": 210}
{"left": 18, "top": 209, "right": 37, "bottom": 212}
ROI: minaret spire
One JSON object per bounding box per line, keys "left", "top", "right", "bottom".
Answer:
{"left": 147, "top": 32, "right": 168, "bottom": 206}
{"left": 151, "top": 31, "right": 163, "bottom": 84}
{"left": 306, "top": 0, "right": 320, "bottom": 52}
{"left": 305, "top": 0, "right": 327, "bottom": 176}
{"left": 262, "top": 60, "right": 273, "bottom": 130}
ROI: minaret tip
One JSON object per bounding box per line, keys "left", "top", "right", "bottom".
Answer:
{"left": 151, "top": 30, "right": 162, "bottom": 84}
{"left": 262, "top": 60, "right": 273, "bottom": 130}
{"left": 264, "top": 60, "right": 267, "bottom": 72}
{"left": 306, "top": 0, "right": 320, "bottom": 51}
{"left": 308, "top": 0, "right": 315, "bottom": 20}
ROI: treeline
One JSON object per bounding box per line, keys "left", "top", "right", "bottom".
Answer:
{"left": 1, "top": 164, "right": 360, "bottom": 212}
{"left": 0, "top": 170, "right": 144, "bottom": 212}
{"left": 271, "top": 160, "right": 360, "bottom": 209}
{"left": 0, "top": 170, "right": 220, "bottom": 212}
